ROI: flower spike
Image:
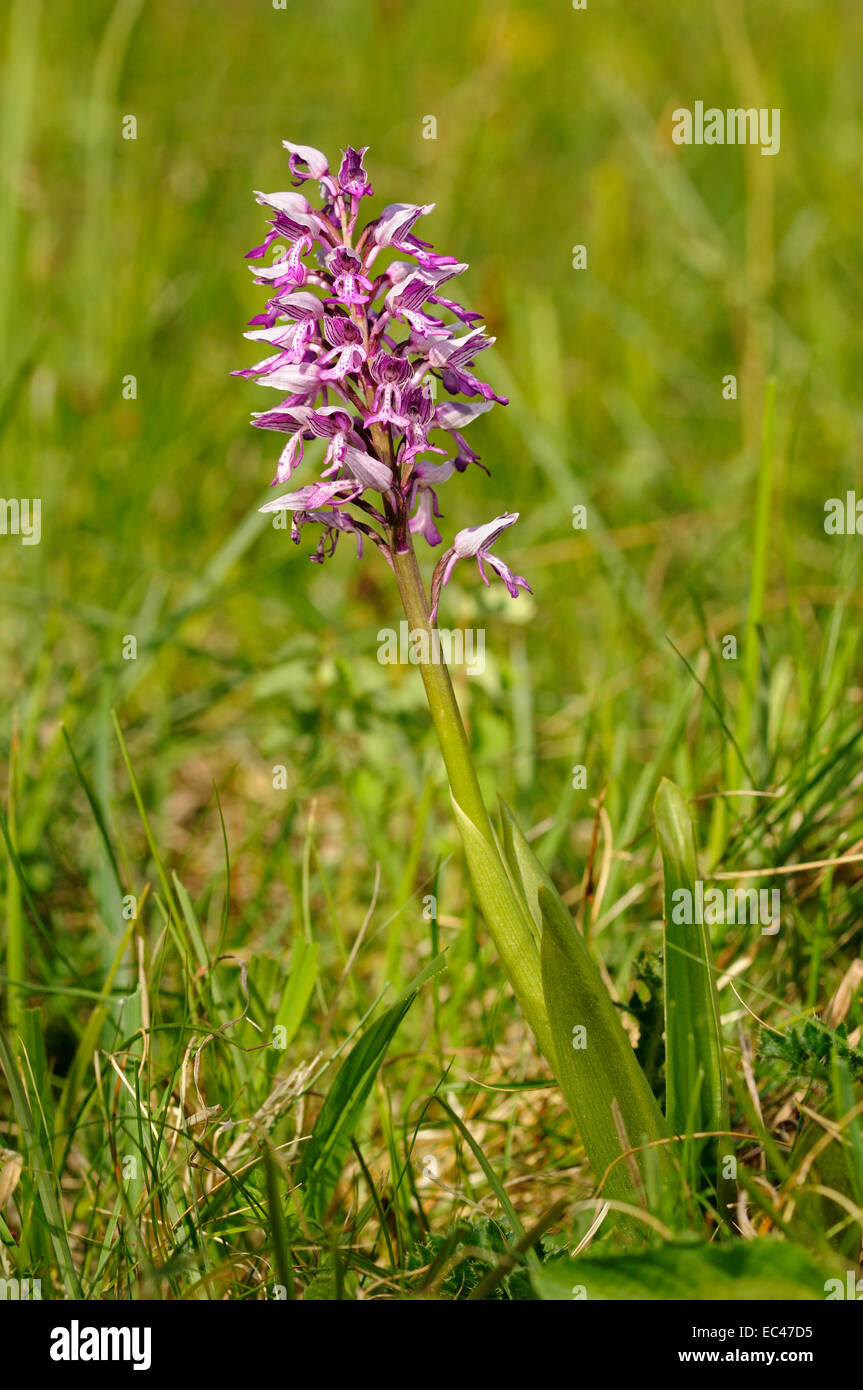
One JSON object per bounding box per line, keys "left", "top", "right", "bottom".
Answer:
{"left": 236, "top": 140, "right": 528, "bottom": 622}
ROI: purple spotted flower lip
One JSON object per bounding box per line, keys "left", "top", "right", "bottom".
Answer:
{"left": 236, "top": 140, "right": 531, "bottom": 614}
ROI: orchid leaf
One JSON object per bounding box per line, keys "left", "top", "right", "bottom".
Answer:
{"left": 539, "top": 883, "right": 673, "bottom": 1202}
{"left": 498, "top": 796, "right": 553, "bottom": 944}
{"left": 450, "top": 795, "right": 552, "bottom": 1060}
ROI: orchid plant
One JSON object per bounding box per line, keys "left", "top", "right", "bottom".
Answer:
{"left": 236, "top": 141, "right": 727, "bottom": 1213}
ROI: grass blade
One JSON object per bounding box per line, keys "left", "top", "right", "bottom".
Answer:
{"left": 0, "top": 1029, "right": 83, "bottom": 1297}
{"left": 295, "top": 992, "right": 416, "bottom": 1223}
{"left": 655, "top": 778, "right": 731, "bottom": 1207}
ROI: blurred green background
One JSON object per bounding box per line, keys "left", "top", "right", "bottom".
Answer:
{"left": 1, "top": 0, "right": 863, "bottom": 1279}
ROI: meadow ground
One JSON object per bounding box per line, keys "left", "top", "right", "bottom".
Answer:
{"left": 1, "top": 0, "right": 862, "bottom": 1301}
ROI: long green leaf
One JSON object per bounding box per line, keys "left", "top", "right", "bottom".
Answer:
{"left": 501, "top": 798, "right": 674, "bottom": 1199}
{"left": 539, "top": 884, "right": 672, "bottom": 1201}
{"left": 274, "top": 940, "right": 319, "bottom": 1055}
{"left": 498, "top": 797, "right": 547, "bottom": 945}
{"left": 295, "top": 993, "right": 416, "bottom": 1223}
{"left": 451, "top": 796, "right": 552, "bottom": 1060}
{"left": 655, "top": 779, "right": 728, "bottom": 1141}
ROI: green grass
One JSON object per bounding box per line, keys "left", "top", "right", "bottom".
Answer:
{"left": 1, "top": 0, "right": 863, "bottom": 1299}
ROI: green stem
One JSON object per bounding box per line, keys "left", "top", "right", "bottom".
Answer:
{"left": 391, "top": 545, "right": 492, "bottom": 839}
{"left": 391, "top": 542, "right": 553, "bottom": 1059}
